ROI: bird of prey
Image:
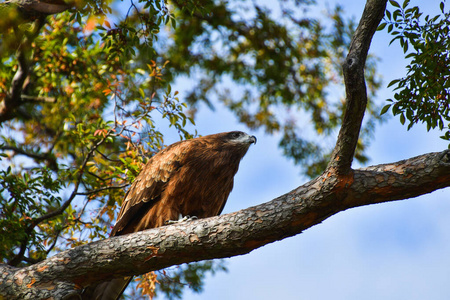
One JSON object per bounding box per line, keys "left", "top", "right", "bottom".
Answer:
{"left": 84, "top": 131, "right": 256, "bottom": 300}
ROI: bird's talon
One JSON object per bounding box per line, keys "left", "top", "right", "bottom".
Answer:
{"left": 165, "top": 215, "right": 198, "bottom": 225}
{"left": 183, "top": 215, "right": 198, "bottom": 222}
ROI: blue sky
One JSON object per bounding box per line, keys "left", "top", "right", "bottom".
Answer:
{"left": 164, "top": 1, "right": 450, "bottom": 299}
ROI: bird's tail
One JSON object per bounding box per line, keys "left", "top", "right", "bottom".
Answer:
{"left": 82, "top": 276, "right": 132, "bottom": 300}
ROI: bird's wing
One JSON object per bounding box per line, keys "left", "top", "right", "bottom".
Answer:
{"left": 110, "top": 140, "right": 189, "bottom": 236}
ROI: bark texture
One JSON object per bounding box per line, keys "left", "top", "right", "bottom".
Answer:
{"left": 327, "top": 0, "right": 387, "bottom": 173}
{"left": 1, "top": 150, "right": 450, "bottom": 299}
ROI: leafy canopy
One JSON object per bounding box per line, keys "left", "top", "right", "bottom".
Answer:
{"left": 379, "top": 0, "right": 450, "bottom": 142}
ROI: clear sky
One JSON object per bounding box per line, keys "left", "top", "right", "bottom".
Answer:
{"left": 163, "top": 1, "right": 450, "bottom": 299}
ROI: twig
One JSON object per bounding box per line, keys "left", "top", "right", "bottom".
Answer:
{"left": 2, "top": 145, "right": 52, "bottom": 161}
{"left": 75, "top": 184, "right": 129, "bottom": 196}
{"left": 2, "top": 144, "right": 58, "bottom": 170}
{"left": 95, "top": 148, "right": 122, "bottom": 163}
{"left": 86, "top": 170, "right": 112, "bottom": 182}
{"left": 21, "top": 95, "right": 57, "bottom": 103}
{"left": 45, "top": 228, "right": 63, "bottom": 255}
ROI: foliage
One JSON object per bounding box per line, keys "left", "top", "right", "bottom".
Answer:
{"left": 132, "top": 261, "right": 227, "bottom": 300}
{"left": 379, "top": 0, "right": 450, "bottom": 142}
{"left": 0, "top": 0, "right": 385, "bottom": 298}
{"left": 0, "top": 166, "right": 64, "bottom": 264}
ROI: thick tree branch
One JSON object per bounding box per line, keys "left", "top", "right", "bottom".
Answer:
{"left": 1, "top": 149, "right": 449, "bottom": 299}
{"left": 327, "top": 0, "right": 387, "bottom": 174}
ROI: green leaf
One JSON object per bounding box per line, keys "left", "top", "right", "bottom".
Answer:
{"left": 386, "top": 9, "right": 392, "bottom": 21}
{"left": 389, "top": 0, "right": 401, "bottom": 8}
{"left": 380, "top": 104, "right": 391, "bottom": 115}
{"left": 387, "top": 79, "right": 400, "bottom": 88}
{"left": 388, "top": 23, "right": 393, "bottom": 33}
{"left": 139, "top": 88, "right": 145, "bottom": 98}
{"left": 400, "top": 113, "right": 406, "bottom": 125}
{"left": 171, "top": 17, "right": 177, "bottom": 29}
{"left": 402, "top": 0, "right": 411, "bottom": 9}
{"left": 377, "top": 23, "right": 387, "bottom": 31}
{"left": 402, "top": 40, "right": 409, "bottom": 53}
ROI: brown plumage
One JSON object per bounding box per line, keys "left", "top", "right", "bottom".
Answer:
{"left": 84, "top": 131, "right": 256, "bottom": 300}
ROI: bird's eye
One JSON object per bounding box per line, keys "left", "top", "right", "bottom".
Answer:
{"left": 229, "top": 131, "right": 242, "bottom": 139}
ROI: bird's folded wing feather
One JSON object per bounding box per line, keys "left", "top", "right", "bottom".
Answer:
{"left": 110, "top": 141, "right": 189, "bottom": 236}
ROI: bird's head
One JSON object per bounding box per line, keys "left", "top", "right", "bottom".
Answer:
{"left": 222, "top": 131, "right": 257, "bottom": 151}
{"left": 200, "top": 131, "right": 256, "bottom": 154}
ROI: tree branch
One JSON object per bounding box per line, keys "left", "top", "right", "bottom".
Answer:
{"left": 21, "top": 95, "right": 57, "bottom": 103}
{"left": 75, "top": 184, "right": 129, "bottom": 196}
{"left": 0, "top": 15, "right": 46, "bottom": 123}
{"left": 2, "top": 0, "right": 73, "bottom": 18}
{"left": 327, "top": 0, "right": 387, "bottom": 174}
{"left": 1, "top": 145, "right": 58, "bottom": 170}
{"left": 1, "top": 149, "right": 449, "bottom": 299}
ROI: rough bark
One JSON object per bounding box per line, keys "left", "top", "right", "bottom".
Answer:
{"left": 327, "top": 0, "right": 387, "bottom": 174}
{"left": 1, "top": 150, "right": 450, "bottom": 299}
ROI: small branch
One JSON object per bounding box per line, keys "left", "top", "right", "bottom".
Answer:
{"left": 45, "top": 228, "right": 63, "bottom": 255}
{"left": 95, "top": 148, "right": 122, "bottom": 163}
{"left": 327, "top": 0, "right": 387, "bottom": 174}
{"left": 75, "top": 184, "right": 129, "bottom": 196}
{"left": 2, "top": 145, "right": 54, "bottom": 161}
{"left": 85, "top": 170, "right": 117, "bottom": 182}
{"left": 22, "top": 256, "right": 42, "bottom": 264}
{"left": 21, "top": 95, "right": 57, "bottom": 103}
{"left": 76, "top": 197, "right": 93, "bottom": 221}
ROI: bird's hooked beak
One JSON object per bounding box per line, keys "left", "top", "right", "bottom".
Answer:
{"left": 250, "top": 135, "right": 257, "bottom": 145}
